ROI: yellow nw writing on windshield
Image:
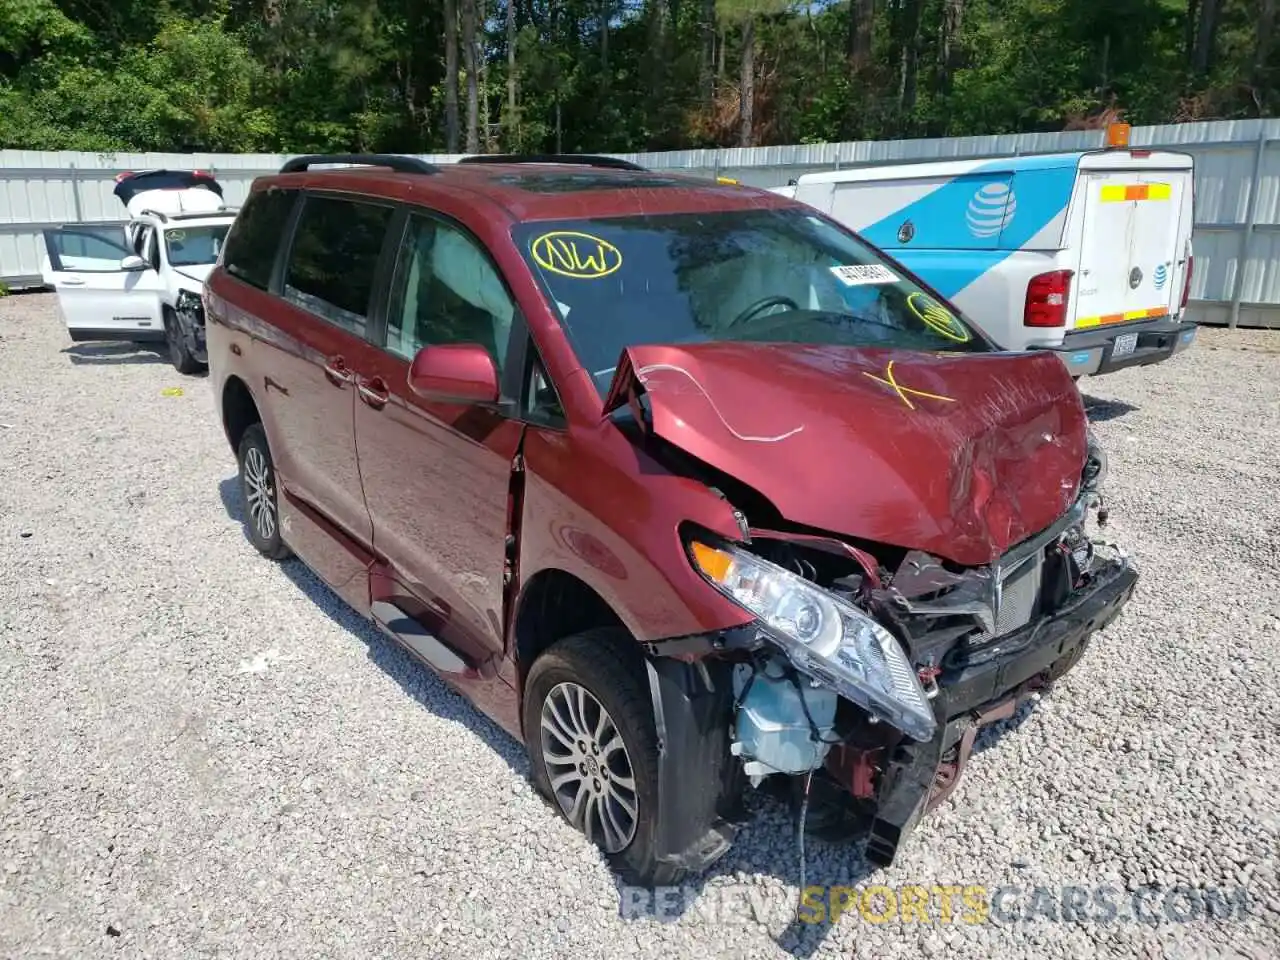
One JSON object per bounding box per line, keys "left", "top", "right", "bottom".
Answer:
{"left": 532, "top": 231, "right": 622, "bottom": 279}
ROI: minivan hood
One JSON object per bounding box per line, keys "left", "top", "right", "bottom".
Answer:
{"left": 603, "top": 342, "right": 1088, "bottom": 567}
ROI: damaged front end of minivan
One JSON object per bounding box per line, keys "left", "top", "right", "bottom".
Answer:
{"left": 603, "top": 342, "right": 1139, "bottom": 873}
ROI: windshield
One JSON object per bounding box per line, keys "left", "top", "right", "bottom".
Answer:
{"left": 512, "top": 207, "right": 992, "bottom": 394}
{"left": 164, "top": 224, "right": 230, "bottom": 267}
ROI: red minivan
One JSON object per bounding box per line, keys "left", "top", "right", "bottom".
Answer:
{"left": 204, "top": 153, "right": 1137, "bottom": 884}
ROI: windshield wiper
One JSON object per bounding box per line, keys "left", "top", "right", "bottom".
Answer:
{"left": 800, "top": 309, "right": 910, "bottom": 335}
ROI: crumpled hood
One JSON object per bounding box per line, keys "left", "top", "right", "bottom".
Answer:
{"left": 603, "top": 342, "right": 1088, "bottom": 567}
{"left": 173, "top": 264, "right": 214, "bottom": 287}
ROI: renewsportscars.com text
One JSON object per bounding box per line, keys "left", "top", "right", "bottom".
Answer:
{"left": 618, "top": 883, "right": 1253, "bottom": 927}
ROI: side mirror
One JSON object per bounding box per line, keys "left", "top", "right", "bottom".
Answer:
{"left": 120, "top": 255, "right": 147, "bottom": 271}
{"left": 408, "top": 343, "right": 500, "bottom": 405}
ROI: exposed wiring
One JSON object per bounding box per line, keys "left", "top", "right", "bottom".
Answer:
{"left": 788, "top": 669, "right": 844, "bottom": 745}
{"left": 796, "top": 767, "right": 814, "bottom": 919}
{"left": 635, "top": 363, "right": 805, "bottom": 443}
{"left": 733, "top": 664, "right": 758, "bottom": 713}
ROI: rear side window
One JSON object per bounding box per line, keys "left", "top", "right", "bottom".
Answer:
{"left": 283, "top": 195, "right": 394, "bottom": 336}
{"left": 222, "top": 188, "right": 296, "bottom": 290}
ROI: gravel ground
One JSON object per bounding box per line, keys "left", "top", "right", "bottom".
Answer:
{"left": 1, "top": 292, "right": 1277, "bottom": 960}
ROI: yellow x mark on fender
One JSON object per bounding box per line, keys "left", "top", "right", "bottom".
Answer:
{"left": 862, "top": 360, "right": 956, "bottom": 411}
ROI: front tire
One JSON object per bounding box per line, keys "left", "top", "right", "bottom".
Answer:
{"left": 237, "top": 423, "right": 292, "bottom": 560}
{"left": 523, "top": 629, "right": 683, "bottom": 886}
{"left": 164, "top": 307, "right": 204, "bottom": 375}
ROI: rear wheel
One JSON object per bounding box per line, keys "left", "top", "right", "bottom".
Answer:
{"left": 523, "top": 629, "right": 683, "bottom": 886}
{"left": 164, "top": 307, "right": 204, "bottom": 375}
{"left": 236, "top": 423, "right": 292, "bottom": 560}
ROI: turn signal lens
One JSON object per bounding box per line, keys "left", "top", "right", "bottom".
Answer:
{"left": 690, "top": 541, "right": 733, "bottom": 584}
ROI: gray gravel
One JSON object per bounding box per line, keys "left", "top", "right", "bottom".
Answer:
{"left": 1, "top": 291, "right": 1278, "bottom": 959}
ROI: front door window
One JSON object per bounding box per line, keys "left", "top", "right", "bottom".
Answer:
{"left": 385, "top": 214, "right": 516, "bottom": 373}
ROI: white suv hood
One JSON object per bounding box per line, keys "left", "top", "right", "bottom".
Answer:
{"left": 172, "top": 263, "right": 214, "bottom": 294}
{"left": 173, "top": 263, "right": 214, "bottom": 283}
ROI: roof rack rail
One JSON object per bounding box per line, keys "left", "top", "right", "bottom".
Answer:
{"left": 168, "top": 210, "right": 235, "bottom": 221}
{"left": 279, "top": 154, "right": 440, "bottom": 175}
{"left": 457, "top": 153, "right": 646, "bottom": 172}
{"left": 138, "top": 208, "right": 170, "bottom": 222}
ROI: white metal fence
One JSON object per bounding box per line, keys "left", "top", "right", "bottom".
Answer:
{"left": 4, "top": 118, "right": 1280, "bottom": 328}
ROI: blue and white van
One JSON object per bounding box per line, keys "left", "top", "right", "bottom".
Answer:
{"left": 773, "top": 146, "right": 1198, "bottom": 379}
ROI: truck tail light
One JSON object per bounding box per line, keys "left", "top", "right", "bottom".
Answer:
{"left": 1180, "top": 255, "right": 1194, "bottom": 309}
{"left": 1024, "top": 270, "right": 1073, "bottom": 327}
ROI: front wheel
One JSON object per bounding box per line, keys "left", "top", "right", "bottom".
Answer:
{"left": 236, "top": 423, "right": 292, "bottom": 561}
{"left": 164, "top": 307, "right": 205, "bottom": 375}
{"left": 523, "top": 629, "right": 683, "bottom": 886}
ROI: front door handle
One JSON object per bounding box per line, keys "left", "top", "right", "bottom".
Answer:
{"left": 356, "top": 375, "right": 389, "bottom": 410}
{"left": 323, "top": 355, "right": 353, "bottom": 387}
{"left": 60, "top": 277, "right": 85, "bottom": 286}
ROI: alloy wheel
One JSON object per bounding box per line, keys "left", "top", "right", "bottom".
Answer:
{"left": 539, "top": 681, "right": 638, "bottom": 853}
{"left": 243, "top": 446, "right": 277, "bottom": 541}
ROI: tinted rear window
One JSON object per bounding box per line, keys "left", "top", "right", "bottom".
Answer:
{"left": 282, "top": 195, "right": 394, "bottom": 336}
{"left": 222, "top": 188, "right": 296, "bottom": 290}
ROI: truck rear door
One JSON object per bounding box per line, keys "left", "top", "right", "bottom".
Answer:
{"left": 1072, "top": 170, "right": 1192, "bottom": 341}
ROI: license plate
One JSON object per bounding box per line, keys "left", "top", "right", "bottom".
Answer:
{"left": 1112, "top": 332, "right": 1138, "bottom": 357}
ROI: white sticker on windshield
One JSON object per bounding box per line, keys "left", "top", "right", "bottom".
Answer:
{"left": 830, "top": 264, "right": 899, "bottom": 287}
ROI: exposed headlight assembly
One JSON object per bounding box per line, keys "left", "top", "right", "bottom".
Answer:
{"left": 688, "top": 540, "right": 937, "bottom": 742}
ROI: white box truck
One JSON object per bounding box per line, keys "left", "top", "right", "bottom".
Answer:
{"left": 773, "top": 132, "right": 1197, "bottom": 379}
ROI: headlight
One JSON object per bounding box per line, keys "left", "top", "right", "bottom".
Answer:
{"left": 688, "top": 540, "right": 937, "bottom": 742}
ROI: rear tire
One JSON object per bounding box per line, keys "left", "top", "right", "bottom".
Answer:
{"left": 164, "top": 307, "right": 204, "bottom": 375}
{"left": 236, "top": 423, "right": 292, "bottom": 561}
{"left": 523, "top": 628, "right": 685, "bottom": 886}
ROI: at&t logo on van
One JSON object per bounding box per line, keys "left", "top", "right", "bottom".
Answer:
{"left": 1154, "top": 263, "right": 1168, "bottom": 290}
{"left": 966, "top": 181, "right": 1017, "bottom": 239}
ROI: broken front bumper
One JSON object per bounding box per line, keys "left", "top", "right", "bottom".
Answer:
{"left": 864, "top": 553, "right": 1139, "bottom": 867}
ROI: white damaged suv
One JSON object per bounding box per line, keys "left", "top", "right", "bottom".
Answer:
{"left": 41, "top": 169, "right": 237, "bottom": 373}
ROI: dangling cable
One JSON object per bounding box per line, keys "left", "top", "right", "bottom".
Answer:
{"left": 796, "top": 767, "right": 814, "bottom": 919}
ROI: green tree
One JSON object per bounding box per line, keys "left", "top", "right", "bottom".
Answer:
{"left": 0, "top": 0, "right": 1273, "bottom": 155}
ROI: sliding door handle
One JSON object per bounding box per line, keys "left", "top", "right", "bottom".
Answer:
{"left": 356, "top": 376, "right": 389, "bottom": 410}
{"left": 323, "top": 355, "right": 354, "bottom": 387}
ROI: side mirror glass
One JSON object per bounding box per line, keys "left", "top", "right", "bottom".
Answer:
{"left": 408, "top": 343, "right": 500, "bottom": 405}
{"left": 120, "top": 255, "right": 147, "bottom": 271}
